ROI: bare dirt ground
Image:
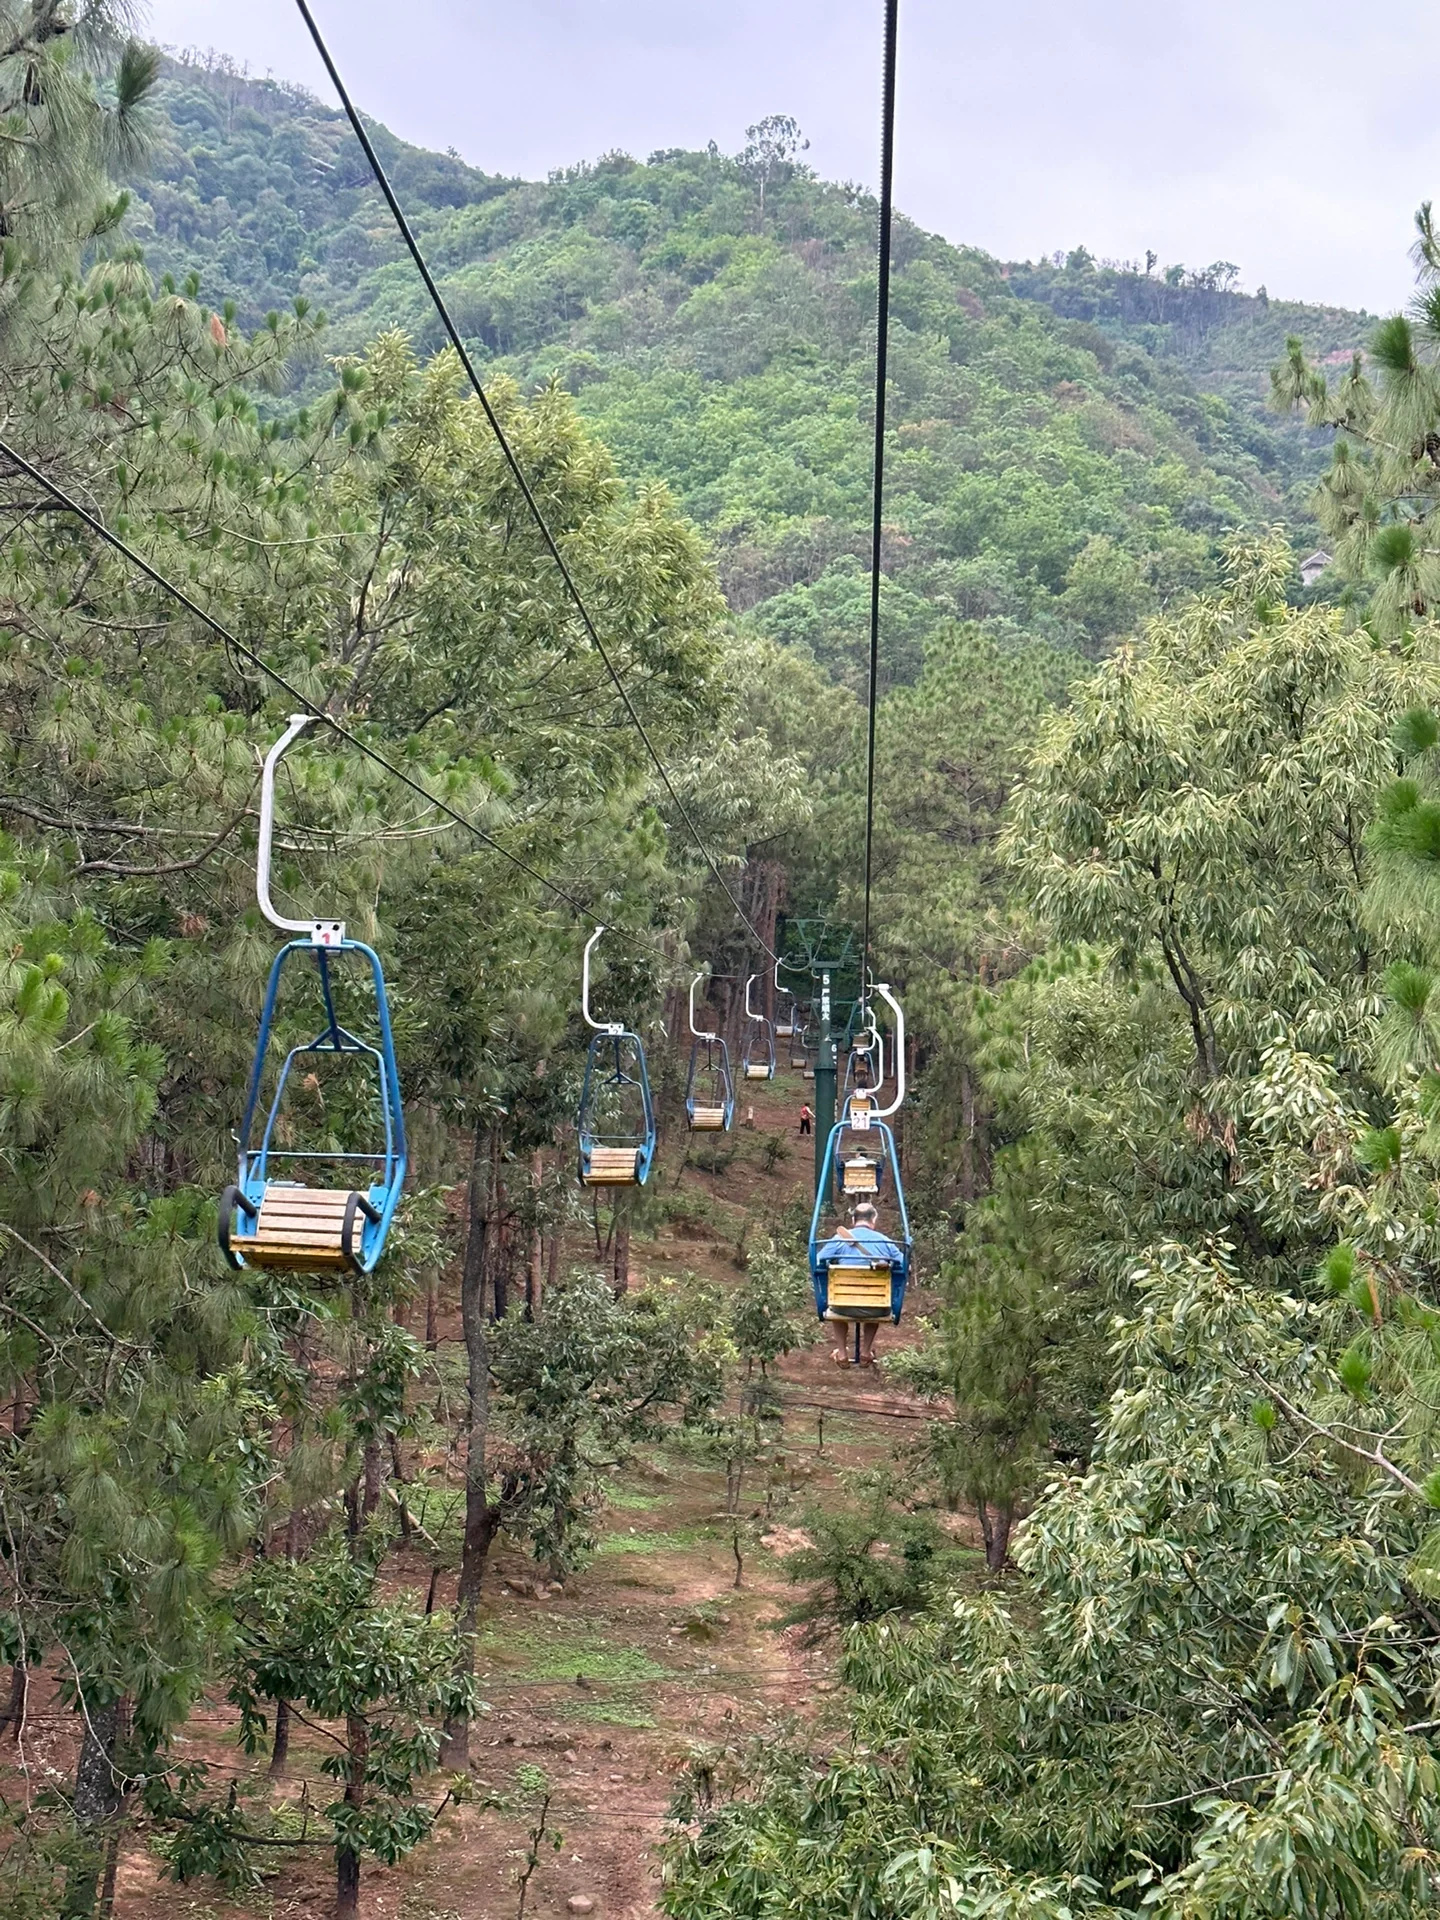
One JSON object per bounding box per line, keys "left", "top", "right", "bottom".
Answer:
{"left": 59, "top": 1073, "right": 949, "bottom": 1919}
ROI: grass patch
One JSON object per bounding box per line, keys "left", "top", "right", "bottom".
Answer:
{"left": 595, "top": 1525, "right": 713, "bottom": 1557}
{"left": 601, "top": 1482, "right": 667, "bottom": 1513}
{"left": 516, "top": 1631, "right": 670, "bottom": 1686}
{"left": 560, "top": 1697, "right": 659, "bottom": 1729}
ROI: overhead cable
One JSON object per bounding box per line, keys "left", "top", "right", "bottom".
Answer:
{"left": 293, "top": 0, "right": 777, "bottom": 964}
{"left": 0, "top": 438, "right": 596, "bottom": 917}
{"left": 858, "top": 0, "right": 900, "bottom": 1010}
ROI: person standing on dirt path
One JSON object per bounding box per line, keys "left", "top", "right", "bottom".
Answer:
{"left": 799, "top": 1103, "right": 812, "bottom": 1137}
{"left": 816, "top": 1201, "right": 902, "bottom": 1366}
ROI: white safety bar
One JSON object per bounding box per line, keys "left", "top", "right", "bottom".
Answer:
{"left": 849, "top": 1022, "right": 884, "bottom": 1096}
{"left": 257, "top": 714, "right": 345, "bottom": 945}
{"left": 869, "top": 982, "right": 906, "bottom": 1119}
{"left": 745, "top": 973, "right": 769, "bottom": 1025}
{"left": 582, "top": 926, "right": 624, "bottom": 1035}
{"left": 689, "top": 972, "right": 718, "bottom": 1041}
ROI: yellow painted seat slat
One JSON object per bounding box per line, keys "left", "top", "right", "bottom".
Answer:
{"left": 827, "top": 1263, "right": 894, "bottom": 1310}
{"left": 239, "top": 1185, "right": 363, "bottom": 1271}
{"left": 841, "top": 1159, "right": 879, "bottom": 1193}
{"left": 583, "top": 1146, "right": 640, "bottom": 1186}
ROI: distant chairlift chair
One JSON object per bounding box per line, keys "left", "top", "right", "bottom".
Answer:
{"left": 685, "top": 971, "right": 735, "bottom": 1132}
{"left": 576, "top": 926, "right": 657, "bottom": 1187}
{"left": 773, "top": 955, "right": 802, "bottom": 1041}
{"left": 740, "top": 971, "right": 777, "bottom": 1081}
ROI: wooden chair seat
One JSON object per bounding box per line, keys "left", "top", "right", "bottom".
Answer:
{"left": 246, "top": 1184, "right": 365, "bottom": 1271}
{"left": 690, "top": 1106, "right": 727, "bottom": 1131}
{"left": 841, "top": 1158, "right": 879, "bottom": 1194}
{"left": 743, "top": 1063, "right": 772, "bottom": 1080}
{"left": 583, "top": 1146, "right": 640, "bottom": 1186}
{"left": 827, "top": 1262, "right": 894, "bottom": 1312}
{"left": 775, "top": 1023, "right": 795, "bottom": 1038}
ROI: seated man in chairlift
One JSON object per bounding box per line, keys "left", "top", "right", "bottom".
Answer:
{"left": 816, "top": 1199, "right": 903, "bottom": 1367}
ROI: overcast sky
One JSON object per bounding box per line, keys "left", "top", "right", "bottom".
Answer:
{"left": 144, "top": 0, "right": 1437, "bottom": 315}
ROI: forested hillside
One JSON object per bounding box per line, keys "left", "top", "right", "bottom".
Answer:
{"left": 126, "top": 55, "right": 1349, "bottom": 681}
{"left": 16, "top": 9, "right": 1440, "bottom": 1920}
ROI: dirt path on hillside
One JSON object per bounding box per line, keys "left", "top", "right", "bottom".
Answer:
{"left": 85, "top": 1073, "right": 946, "bottom": 1920}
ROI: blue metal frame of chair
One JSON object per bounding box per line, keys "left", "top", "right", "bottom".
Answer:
{"left": 741, "top": 971, "right": 776, "bottom": 1080}
{"left": 222, "top": 937, "right": 408, "bottom": 1273}
{"left": 685, "top": 971, "right": 734, "bottom": 1131}
{"left": 220, "top": 715, "right": 408, "bottom": 1276}
{"left": 806, "top": 1113, "right": 911, "bottom": 1324}
{"left": 577, "top": 1029, "right": 657, "bottom": 1183}
{"left": 575, "top": 925, "right": 658, "bottom": 1186}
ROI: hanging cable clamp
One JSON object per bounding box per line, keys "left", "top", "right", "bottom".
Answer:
{"left": 258, "top": 715, "right": 347, "bottom": 944}
{"left": 581, "top": 926, "right": 625, "bottom": 1035}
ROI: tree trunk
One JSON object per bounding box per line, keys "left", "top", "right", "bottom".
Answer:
{"left": 959, "top": 1061, "right": 975, "bottom": 1203}
{"left": 545, "top": 1217, "right": 562, "bottom": 1305}
{"left": 63, "top": 1697, "right": 122, "bottom": 1918}
{"left": 488, "top": 1119, "right": 508, "bottom": 1320}
{"left": 527, "top": 1149, "right": 544, "bottom": 1319}
{"left": 0, "top": 1659, "right": 27, "bottom": 1741}
{"left": 97, "top": 1819, "right": 124, "bottom": 1919}
{"left": 335, "top": 1712, "right": 369, "bottom": 1917}
{"left": 612, "top": 1194, "right": 631, "bottom": 1296}
{"left": 269, "top": 1697, "right": 292, "bottom": 1777}
{"left": 425, "top": 1275, "right": 439, "bottom": 1349}
{"left": 361, "top": 1437, "right": 382, "bottom": 1518}
{"left": 439, "top": 1118, "right": 500, "bottom": 1770}
{"left": 977, "top": 1497, "right": 1014, "bottom": 1572}
{"left": 389, "top": 1433, "right": 413, "bottom": 1543}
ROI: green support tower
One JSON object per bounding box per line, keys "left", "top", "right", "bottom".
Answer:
{"left": 814, "top": 969, "right": 836, "bottom": 1198}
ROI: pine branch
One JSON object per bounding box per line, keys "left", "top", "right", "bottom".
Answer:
{"left": 0, "top": 1223, "right": 140, "bottom": 1354}
{"left": 1258, "top": 1378, "right": 1425, "bottom": 1499}
{"left": 75, "top": 796, "right": 252, "bottom": 876}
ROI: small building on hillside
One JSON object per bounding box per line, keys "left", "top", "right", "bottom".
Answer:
{"left": 1300, "top": 549, "right": 1332, "bottom": 587}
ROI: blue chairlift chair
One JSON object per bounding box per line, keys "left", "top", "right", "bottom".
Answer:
{"left": 807, "top": 983, "right": 912, "bottom": 1327}
{"left": 740, "top": 971, "right": 776, "bottom": 1081}
{"left": 220, "top": 716, "right": 407, "bottom": 1275}
{"left": 576, "top": 926, "right": 657, "bottom": 1187}
{"left": 685, "top": 972, "right": 735, "bottom": 1132}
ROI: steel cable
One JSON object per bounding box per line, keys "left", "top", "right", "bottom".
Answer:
{"left": 294, "top": 0, "right": 778, "bottom": 964}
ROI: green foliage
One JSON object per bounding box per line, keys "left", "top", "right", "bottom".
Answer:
{"left": 666, "top": 1246, "right": 1440, "bottom": 1916}
{"left": 155, "top": 1535, "right": 473, "bottom": 1899}
{"left": 125, "top": 59, "right": 1321, "bottom": 690}
{"left": 779, "top": 1481, "right": 964, "bottom": 1640}
{"left": 664, "top": 486, "right": 1440, "bottom": 1910}
{"left": 727, "top": 1238, "right": 810, "bottom": 1376}
{"left": 489, "top": 1272, "right": 727, "bottom": 1573}
{"left": 0, "top": 0, "right": 160, "bottom": 293}
{"left": 1275, "top": 208, "right": 1440, "bottom": 627}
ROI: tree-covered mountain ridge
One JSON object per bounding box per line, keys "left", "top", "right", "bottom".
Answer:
{"left": 128, "top": 52, "right": 1369, "bottom": 676}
